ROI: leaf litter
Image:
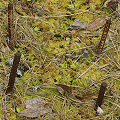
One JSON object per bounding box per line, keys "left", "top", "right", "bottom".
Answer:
{"left": 0, "top": 0, "right": 120, "bottom": 119}
{"left": 69, "top": 20, "right": 86, "bottom": 30}
{"left": 19, "top": 97, "right": 52, "bottom": 118}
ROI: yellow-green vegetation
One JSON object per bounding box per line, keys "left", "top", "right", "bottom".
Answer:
{"left": 0, "top": 0, "right": 120, "bottom": 119}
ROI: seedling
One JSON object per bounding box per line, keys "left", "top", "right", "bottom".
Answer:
{"left": 6, "top": 51, "right": 21, "bottom": 94}
{"left": 94, "top": 82, "right": 107, "bottom": 111}
{"left": 8, "top": 3, "right": 14, "bottom": 48}
{"left": 97, "top": 19, "right": 111, "bottom": 54}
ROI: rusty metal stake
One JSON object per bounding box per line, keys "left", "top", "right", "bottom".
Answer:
{"left": 6, "top": 51, "right": 21, "bottom": 94}
{"left": 95, "top": 82, "right": 107, "bottom": 111}
{"left": 8, "top": 3, "right": 14, "bottom": 48}
{"left": 97, "top": 19, "right": 111, "bottom": 55}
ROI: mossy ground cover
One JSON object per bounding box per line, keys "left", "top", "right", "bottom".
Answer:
{"left": 0, "top": 0, "right": 120, "bottom": 119}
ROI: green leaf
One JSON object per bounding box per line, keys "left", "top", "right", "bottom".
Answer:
{"left": 21, "top": 54, "right": 24, "bottom": 58}
{"left": 16, "top": 106, "right": 21, "bottom": 113}
{"left": 34, "top": 27, "right": 40, "bottom": 31}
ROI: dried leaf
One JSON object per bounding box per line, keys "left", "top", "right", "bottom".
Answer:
{"left": 86, "top": 17, "right": 106, "bottom": 31}
{"left": 18, "top": 97, "right": 52, "bottom": 118}
{"left": 75, "top": 95, "right": 83, "bottom": 100}
{"left": 19, "top": 107, "right": 51, "bottom": 118}
{"left": 82, "top": 93, "right": 98, "bottom": 99}
{"left": 103, "top": 0, "right": 113, "bottom": 8}
{"left": 25, "top": 97, "right": 46, "bottom": 108}
{"left": 75, "top": 94, "right": 98, "bottom": 100}
{"left": 69, "top": 20, "right": 86, "bottom": 30}
{"left": 1, "top": 47, "right": 10, "bottom": 53}
{"left": 55, "top": 84, "right": 74, "bottom": 95}
{"left": 57, "top": 86, "right": 65, "bottom": 95}
{"left": 103, "top": 0, "right": 118, "bottom": 9}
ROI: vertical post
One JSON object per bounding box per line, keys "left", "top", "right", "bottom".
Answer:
{"left": 95, "top": 82, "right": 107, "bottom": 111}
{"left": 8, "top": 3, "right": 14, "bottom": 48}
{"left": 6, "top": 51, "right": 21, "bottom": 94}
{"left": 97, "top": 19, "right": 111, "bottom": 55}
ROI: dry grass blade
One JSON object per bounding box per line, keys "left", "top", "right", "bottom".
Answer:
{"left": 0, "top": 0, "right": 120, "bottom": 119}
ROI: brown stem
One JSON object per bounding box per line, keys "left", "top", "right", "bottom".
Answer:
{"left": 6, "top": 51, "right": 21, "bottom": 94}
{"left": 97, "top": 19, "right": 111, "bottom": 55}
{"left": 8, "top": 3, "right": 14, "bottom": 48}
{"left": 94, "top": 82, "right": 107, "bottom": 111}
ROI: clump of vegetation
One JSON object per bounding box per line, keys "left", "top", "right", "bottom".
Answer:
{"left": 0, "top": 0, "right": 120, "bottom": 119}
